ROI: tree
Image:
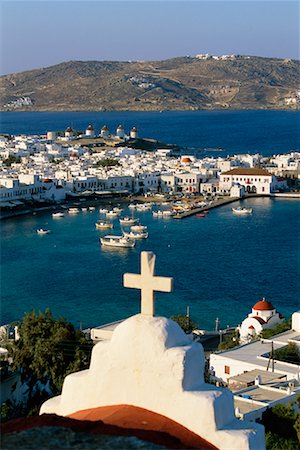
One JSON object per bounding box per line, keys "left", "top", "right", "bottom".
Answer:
{"left": 3, "top": 155, "right": 21, "bottom": 166}
{"left": 262, "top": 401, "right": 300, "bottom": 449}
{"left": 260, "top": 319, "right": 291, "bottom": 339}
{"left": 96, "top": 158, "right": 120, "bottom": 168}
{"left": 11, "top": 310, "right": 93, "bottom": 401}
{"left": 171, "top": 314, "right": 198, "bottom": 334}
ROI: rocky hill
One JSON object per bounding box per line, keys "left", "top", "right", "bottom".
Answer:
{"left": 1, "top": 56, "right": 299, "bottom": 111}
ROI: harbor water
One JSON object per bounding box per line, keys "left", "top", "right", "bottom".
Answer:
{"left": 1, "top": 197, "right": 299, "bottom": 330}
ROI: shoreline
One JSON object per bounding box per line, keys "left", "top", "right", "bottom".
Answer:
{"left": 1, "top": 192, "right": 299, "bottom": 221}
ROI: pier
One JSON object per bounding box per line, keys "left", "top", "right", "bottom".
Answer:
{"left": 172, "top": 196, "right": 241, "bottom": 219}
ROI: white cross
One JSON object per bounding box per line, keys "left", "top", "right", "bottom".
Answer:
{"left": 124, "top": 251, "right": 173, "bottom": 316}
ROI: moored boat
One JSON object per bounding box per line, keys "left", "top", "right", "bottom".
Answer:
{"left": 52, "top": 212, "right": 64, "bottom": 218}
{"left": 100, "top": 235, "right": 135, "bottom": 248}
{"left": 131, "top": 224, "right": 147, "bottom": 232}
{"left": 119, "top": 217, "right": 139, "bottom": 226}
{"left": 196, "top": 213, "right": 206, "bottom": 218}
{"left": 123, "top": 230, "right": 148, "bottom": 239}
{"left": 106, "top": 210, "right": 119, "bottom": 218}
{"left": 99, "top": 208, "right": 109, "bottom": 214}
{"left": 232, "top": 207, "right": 253, "bottom": 215}
{"left": 68, "top": 207, "right": 80, "bottom": 214}
{"left": 95, "top": 221, "right": 114, "bottom": 229}
{"left": 37, "top": 228, "right": 51, "bottom": 234}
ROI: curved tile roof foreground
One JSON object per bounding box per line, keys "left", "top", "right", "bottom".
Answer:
{"left": 2, "top": 406, "right": 217, "bottom": 450}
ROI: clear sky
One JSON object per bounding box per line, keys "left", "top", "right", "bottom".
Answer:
{"left": 0, "top": 0, "right": 299, "bottom": 75}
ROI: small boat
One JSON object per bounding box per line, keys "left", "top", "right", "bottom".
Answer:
{"left": 52, "top": 212, "right": 64, "bottom": 218}
{"left": 68, "top": 207, "right": 80, "bottom": 214}
{"left": 100, "top": 235, "right": 135, "bottom": 248}
{"left": 128, "top": 204, "right": 137, "bottom": 209}
{"left": 131, "top": 224, "right": 147, "bottom": 232}
{"left": 123, "top": 230, "right": 148, "bottom": 239}
{"left": 162, "top": 210, "right": 173, "bottom": 216}
{"left": 203, "top": 210, "right": 209, "bottom": 214}
{"left": 106, "top": 210, "right": 118, "bottom": 218}
{"left": 89, "top": 206, "right": 96, "bottom": 211}
{"left": 196, "top": 213, "right": 206, "bottom": 218}
{"left": 153, "top": 211, "right": 163, "bottom": 217}
{"left": 232, "top": 207, "right": 253, "bottom": 215}
{"left": 37, "top": 228, "right": 50, "bottom": 234}
{"left": 136, "top": 203, "right": 152, "bottom": 211}
{"left": 81, "top": 207, "right": 88, "bottom": 212}
{"left": 95, "top": 221, "right": 114, "bottom": 229}
{"left": 113, "top": 207, "right": 123, "bottom": 214}
{"left": 99, "top": 208, "right": 109, "bottom": 214}
{"left": 119, "top": 217, "right": 139, "bottom": 226}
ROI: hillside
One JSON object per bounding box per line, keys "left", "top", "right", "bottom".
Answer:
{"left": 1, "top": 56, "right": 299, "bottom": 111}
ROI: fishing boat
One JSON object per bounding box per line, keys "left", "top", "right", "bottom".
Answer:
{"left": 52, "top": 212, "right": 64, "bottom": 218}
{"left": 152, "top": 211, "right": 163, "bottom": 217}
{"left": 136, "top": 203, "right": 152, "bottom": 211}
{"left": 119, "top": 217, "right": 139, "bottom": 226}
{"left": 36, "top": 228, "right": 51, "bottom": 234}
{"left": 95, "top": 221, "right": 114, "bottom": 229}
{"left": 100, "top": 235, "right": 135, "bottom": 248}
{"left": 123, "top": 230, "right": 149, "bottom": 239}
{"left": 106, "top": 210, "right": 118, "bottom": 218}
{"left": 128, "top": 204, "right": 137, "bottom": 209}
{"left": 99, "top": 208, "right": 109, "bottom": 214}
{"left": 68, "top": 207, "right": 80, "bottom": 214}
{"left": 113, "top": 207, "right": 123, "bottom": 214}
{"left": 196, "top": 213, "right": 206, "bottom": 218}
{"left": 131, "top": 224, "right": 147, "bottom": 232}
{"left": 232, "top": 207, "right": 253, "bottom": 215}
{"left": 89, "top": 206, "right": 96, "bottom": 211}
{"left": 162, "top": 210, "right": 173, "bottom": 216}
{"left": 81, "top": 207, "right": 88, "bottom": 212}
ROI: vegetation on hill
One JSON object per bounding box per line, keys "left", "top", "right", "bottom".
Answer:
{"left": 262, "top": 397, "right": 300, "bottom": 449}
{"left": 1, "top": 309, "right": 93, "bottom": 421}
{"left": 171, "top": 314, "right": 198, "bottom": 334}
{"left": 1, "top": 56, "right": 299, "bottom": 111}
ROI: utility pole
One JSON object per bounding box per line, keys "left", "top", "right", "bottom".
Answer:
{"left": 266, "top": 341, "right": 274, "bottom": 372}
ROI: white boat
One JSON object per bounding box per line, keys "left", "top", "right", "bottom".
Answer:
{"left": 106, "top": 210, "right": 118, "bottom": 218}
{"left": 123, "top": 230, "right": 148, "bottom": 239}
{"left": 52, "top": 212, "right": 64, "bottom": 218}
{"left": 37, "top": 228, "right": 50, "bottom": 235}
{"left": 89, "top": 206, "right": 96, "bottom": 211}
{"left": 100, "top": 235, "right": 135, "bottom": 248}
{"left": 81, "top": 208, "right": 88, "bottom": 212}
{"left": 113, "top": 207, "right": 123, "bottom": 214}
{"left": 162, "top": 210, "right": 174, "bottom": 216}
{"left": 128, "top": 204, "right": 137, "bottom": 209}
{"left": 232, "top": 207, "right": 253, "bottom": 215}
{"left": 95, "top": 221, "right": 114, "bottom": 229}
{"left": 136, "top": 203, "right": 152, "bottom": 211}
{"left": 119, "top": 217, "right": 139, "bottom": 226}
{"left": 153, "top": 211, "right": 163, "bottom": 217}
{"left": 68, "top": 207, "right": 80, "bottom": 214}
{"left": 131, "top": 224, "right": 147, "bottom": 232}
{"left": 99, "top": 208, "right": 109, "bottom": 214}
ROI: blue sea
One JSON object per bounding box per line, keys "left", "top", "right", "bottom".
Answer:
{"left": 1, "top": 110, "right": 300, "bottom": 157}
{"left": 1, "top": 111, "right": 300, "bottom": 330}
{"left": 1, "top": 198, "right": 299, "bottom": 330}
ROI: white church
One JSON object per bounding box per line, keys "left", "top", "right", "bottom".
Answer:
{"left": 239, "top": 297, "right": 284, "bottom": 343}
{"left": 41, "top": 252, "right": 265, "bottom": 450}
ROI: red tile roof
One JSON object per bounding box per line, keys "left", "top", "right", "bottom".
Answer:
{"left": 69, "top": 404, "right": 218, "bottom": 449}
{"left": 253, "top": 298, "right": 275, "bottom": 311}
{"left": 221, "top": 168, "right": 272, "bottom": 176}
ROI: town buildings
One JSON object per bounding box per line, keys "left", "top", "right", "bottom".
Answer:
{"left": 0, "top": 125, "right": 298, "bottom": 208}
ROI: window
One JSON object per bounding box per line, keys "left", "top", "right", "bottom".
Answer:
{"left": 225, "top": 365, "right": 230, "bottom": 375}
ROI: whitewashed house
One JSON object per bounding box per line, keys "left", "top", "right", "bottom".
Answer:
{"left": 219, "top": 168, "right": 285, "bottom": 194}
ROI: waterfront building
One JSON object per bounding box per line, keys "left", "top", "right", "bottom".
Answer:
{"left": 40, "top": 251, "right": 264, "bottom": 450}
{"left": 219, "top": 168, "right": 286, "bottom": 194}
{"left": 239, "top": 298, "right": 284, "bottom": 344}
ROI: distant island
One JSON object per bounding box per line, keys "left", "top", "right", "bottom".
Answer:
{"left": 0, "top": 54, "right": 299, "bottom": 112}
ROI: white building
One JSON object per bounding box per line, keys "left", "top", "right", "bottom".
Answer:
{"left": 85, "top": 124, "right": 95, "bottom": 137}
{"left": 239, "top": 298, "right": 284, "bottom": 343}
{"left": 210, "top": 311, "right": 300, "bottom": 385}
{"left": 219, "top": 168, "right": 285, "bottom": 194}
